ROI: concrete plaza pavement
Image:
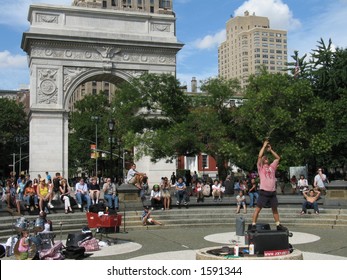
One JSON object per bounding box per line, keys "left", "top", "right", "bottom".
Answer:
{"left": 84, "top": 223, "right": 347, "bottom": 260}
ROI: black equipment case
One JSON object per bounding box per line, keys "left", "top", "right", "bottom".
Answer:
{"left": 246, "top": 229, "right": 290, "bottom": 255}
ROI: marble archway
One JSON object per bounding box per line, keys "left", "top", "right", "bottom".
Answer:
{"left": 21, "top": 2, "right": 183, "bottom": 178}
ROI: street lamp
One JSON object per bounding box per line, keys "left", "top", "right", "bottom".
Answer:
{"left": 108, "top": 119, "right": 115, "bottom": 179}
{"left": 91, "top": 116, "right": 99, "bottom": 177}
{"left": 117, "top": 139, "right": 122, "bottom": 184}
{"left": 15, "top": 136, "right": 29, "bottom": 175}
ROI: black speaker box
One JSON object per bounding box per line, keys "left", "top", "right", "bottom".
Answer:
{"left": 246, "top": 230, "right": 289, "bottom": 255}
{"left": 66, "top": 232, "right": 92, "bottom": 247}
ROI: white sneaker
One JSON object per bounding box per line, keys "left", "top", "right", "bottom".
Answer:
{"left": 77, "top": 204, "right": 82, "bottom": 209}
{"left": 48, "top": 202, "right": 54, "bottom": 208}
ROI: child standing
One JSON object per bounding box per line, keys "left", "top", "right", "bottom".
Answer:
{"left": 17, "top": 230, "right": 30, "bottom": 260}
{"left": 236, "top": 190, "right": 247, "bottom": 214}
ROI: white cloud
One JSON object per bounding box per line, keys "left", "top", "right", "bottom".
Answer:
{"left": 234, "top": 0, "right": 301, "bottom": 31}
{"left": 0, "top": 0, "right": 72, "bottom": 28}
{"left": 287, "top": 1, "right": 347, "bottom": 61}
{"left": 193, "top": 29, "right": 226, "bottom": 50}
{"left": 0, "top": 68, "right": 29, "bottom": 90}
{"left": 0, "top": 50, "right": 27, "bottom": 69}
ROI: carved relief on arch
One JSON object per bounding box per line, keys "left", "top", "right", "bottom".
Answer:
{"left": 36, "top": 13, "right": 59, "bottom": 24}
{"left": 151, "top": 23, "right": 171, "bottom": 32}
{"left": 63, "top": 67, "right": 88, "bottom": 91}
{"left": 123, "top": 70, "right": 147, "bottom": 79}
{"left": 37, "top": 68, "right": 58, "bottom": 104}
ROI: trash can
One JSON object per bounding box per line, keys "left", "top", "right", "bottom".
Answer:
{"left": 235, "top": 216, "right": 245, "bottom": 236}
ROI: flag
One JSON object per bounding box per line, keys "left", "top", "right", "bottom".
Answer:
{"left": 294, "top": 59, "right": 300, "bottom": 78}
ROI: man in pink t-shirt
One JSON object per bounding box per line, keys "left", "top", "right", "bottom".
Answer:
{"left": 250, "top": 140, "right": 287, "bottom": 231}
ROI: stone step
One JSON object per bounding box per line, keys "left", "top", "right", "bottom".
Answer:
{"left": 1, "top": 207, "right": 346, "bottom": 242}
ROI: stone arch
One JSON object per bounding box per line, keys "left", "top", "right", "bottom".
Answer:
{"left": 63, "top": 68, "right": 137, "bottom": 111}
{"left": 21, "top": 2, "right": 183, "bottom": 178}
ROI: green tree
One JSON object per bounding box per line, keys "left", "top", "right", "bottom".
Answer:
{"left": 68, "top": 93, "right": 111, "bottom": 176}
{"left": 110, "top": 73, "right": 191, "bottom": 160}
{"left": 235, "top": 70, "right": 322, "bottom": 171}
{"left": 0, "top": 98, "right": 29, "bottom": 176}
{"left": 308, "top": 39, "right": 347, "bottom": 171}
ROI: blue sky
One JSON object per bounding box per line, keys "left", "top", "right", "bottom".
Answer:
{"left": 1, "top": 0, "right": 347, "bottom": 90}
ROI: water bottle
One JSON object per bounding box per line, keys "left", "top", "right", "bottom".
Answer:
{"left": 249, "top": 243, "right": 254, "bottom": 255}
{"left": 234, "top": 244, "right": 239, "bottom": 256}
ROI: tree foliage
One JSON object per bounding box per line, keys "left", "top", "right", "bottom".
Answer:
{"left": 67, "top": 38, "right": 347, "bottom": 179}
{"left": 0, "top": 98, "right": 29, "bottom": 175}
{"left": 68, "top": 93, "right": 111, "bottom": 176}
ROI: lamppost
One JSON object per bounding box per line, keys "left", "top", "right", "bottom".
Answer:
{"left": 117, "top": 139, "right": 122, "bottom": 184}
{"left": 108, "top": 119, "right": 115, "bottom": 179}
{"left": 15, "top": 136, "right": 29, "bottom": 175}
{"left": 91, "top": 116, "right": 99, "bottom": 177}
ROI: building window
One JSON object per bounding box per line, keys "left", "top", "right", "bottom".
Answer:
{"left": 92, "top": 89, "right": 97, "bottom": 95}
{"left": 112, "top": 0, "right": 117, "bottom": 6}
{"left": 202, "top": 154, "right": 208, "bottom": 168}
{"left": 102, "top": 0, "right": 107, "bottom": 8}
{"left": 160, "top": 0, "right": 171, "bottom": 8}
{"left": 123, "top": 0, "right": 132, "bottom": 7}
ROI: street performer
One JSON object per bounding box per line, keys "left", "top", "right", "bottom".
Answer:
{"left": 250, "top": 140, "right": 287, "bottom": 231}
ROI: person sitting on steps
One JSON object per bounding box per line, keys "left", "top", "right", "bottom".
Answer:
{"left": 174, "top": 176, "right": 188, "bottom": 208}
{"left": 126, "top": 163, "right": 147, "bottom": 191}
{"left": 141, "top": 206, "right": 162, "bottom": 226}
{"left": 89, "top": 177, "right": 100, "bottom": 205}
{"left": 150, "top": 184, "right": 162, "bottom": 210}
{"left": 103, "top": 177, "right": 119, "bottom": 210}
{"left": 301, "top": 189, "right": 320, "bottom": 215}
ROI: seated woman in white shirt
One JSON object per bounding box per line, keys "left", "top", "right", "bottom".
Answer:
{"left": 150, "top": 184, "right": 162, "bottom": 210}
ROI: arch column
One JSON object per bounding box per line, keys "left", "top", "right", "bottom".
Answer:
{"left": 29, "top": 109, "right": 69, "bottom": 178}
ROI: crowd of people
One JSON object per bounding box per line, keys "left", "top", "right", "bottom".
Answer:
{"left": 0, "top": 172, "right": 122, "bottom": 216}
{"left": 0, "top": 161, "right": 330, "bottom": 229}
{"left": 0, "top": 148, "right": 335, "bottom": 261}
